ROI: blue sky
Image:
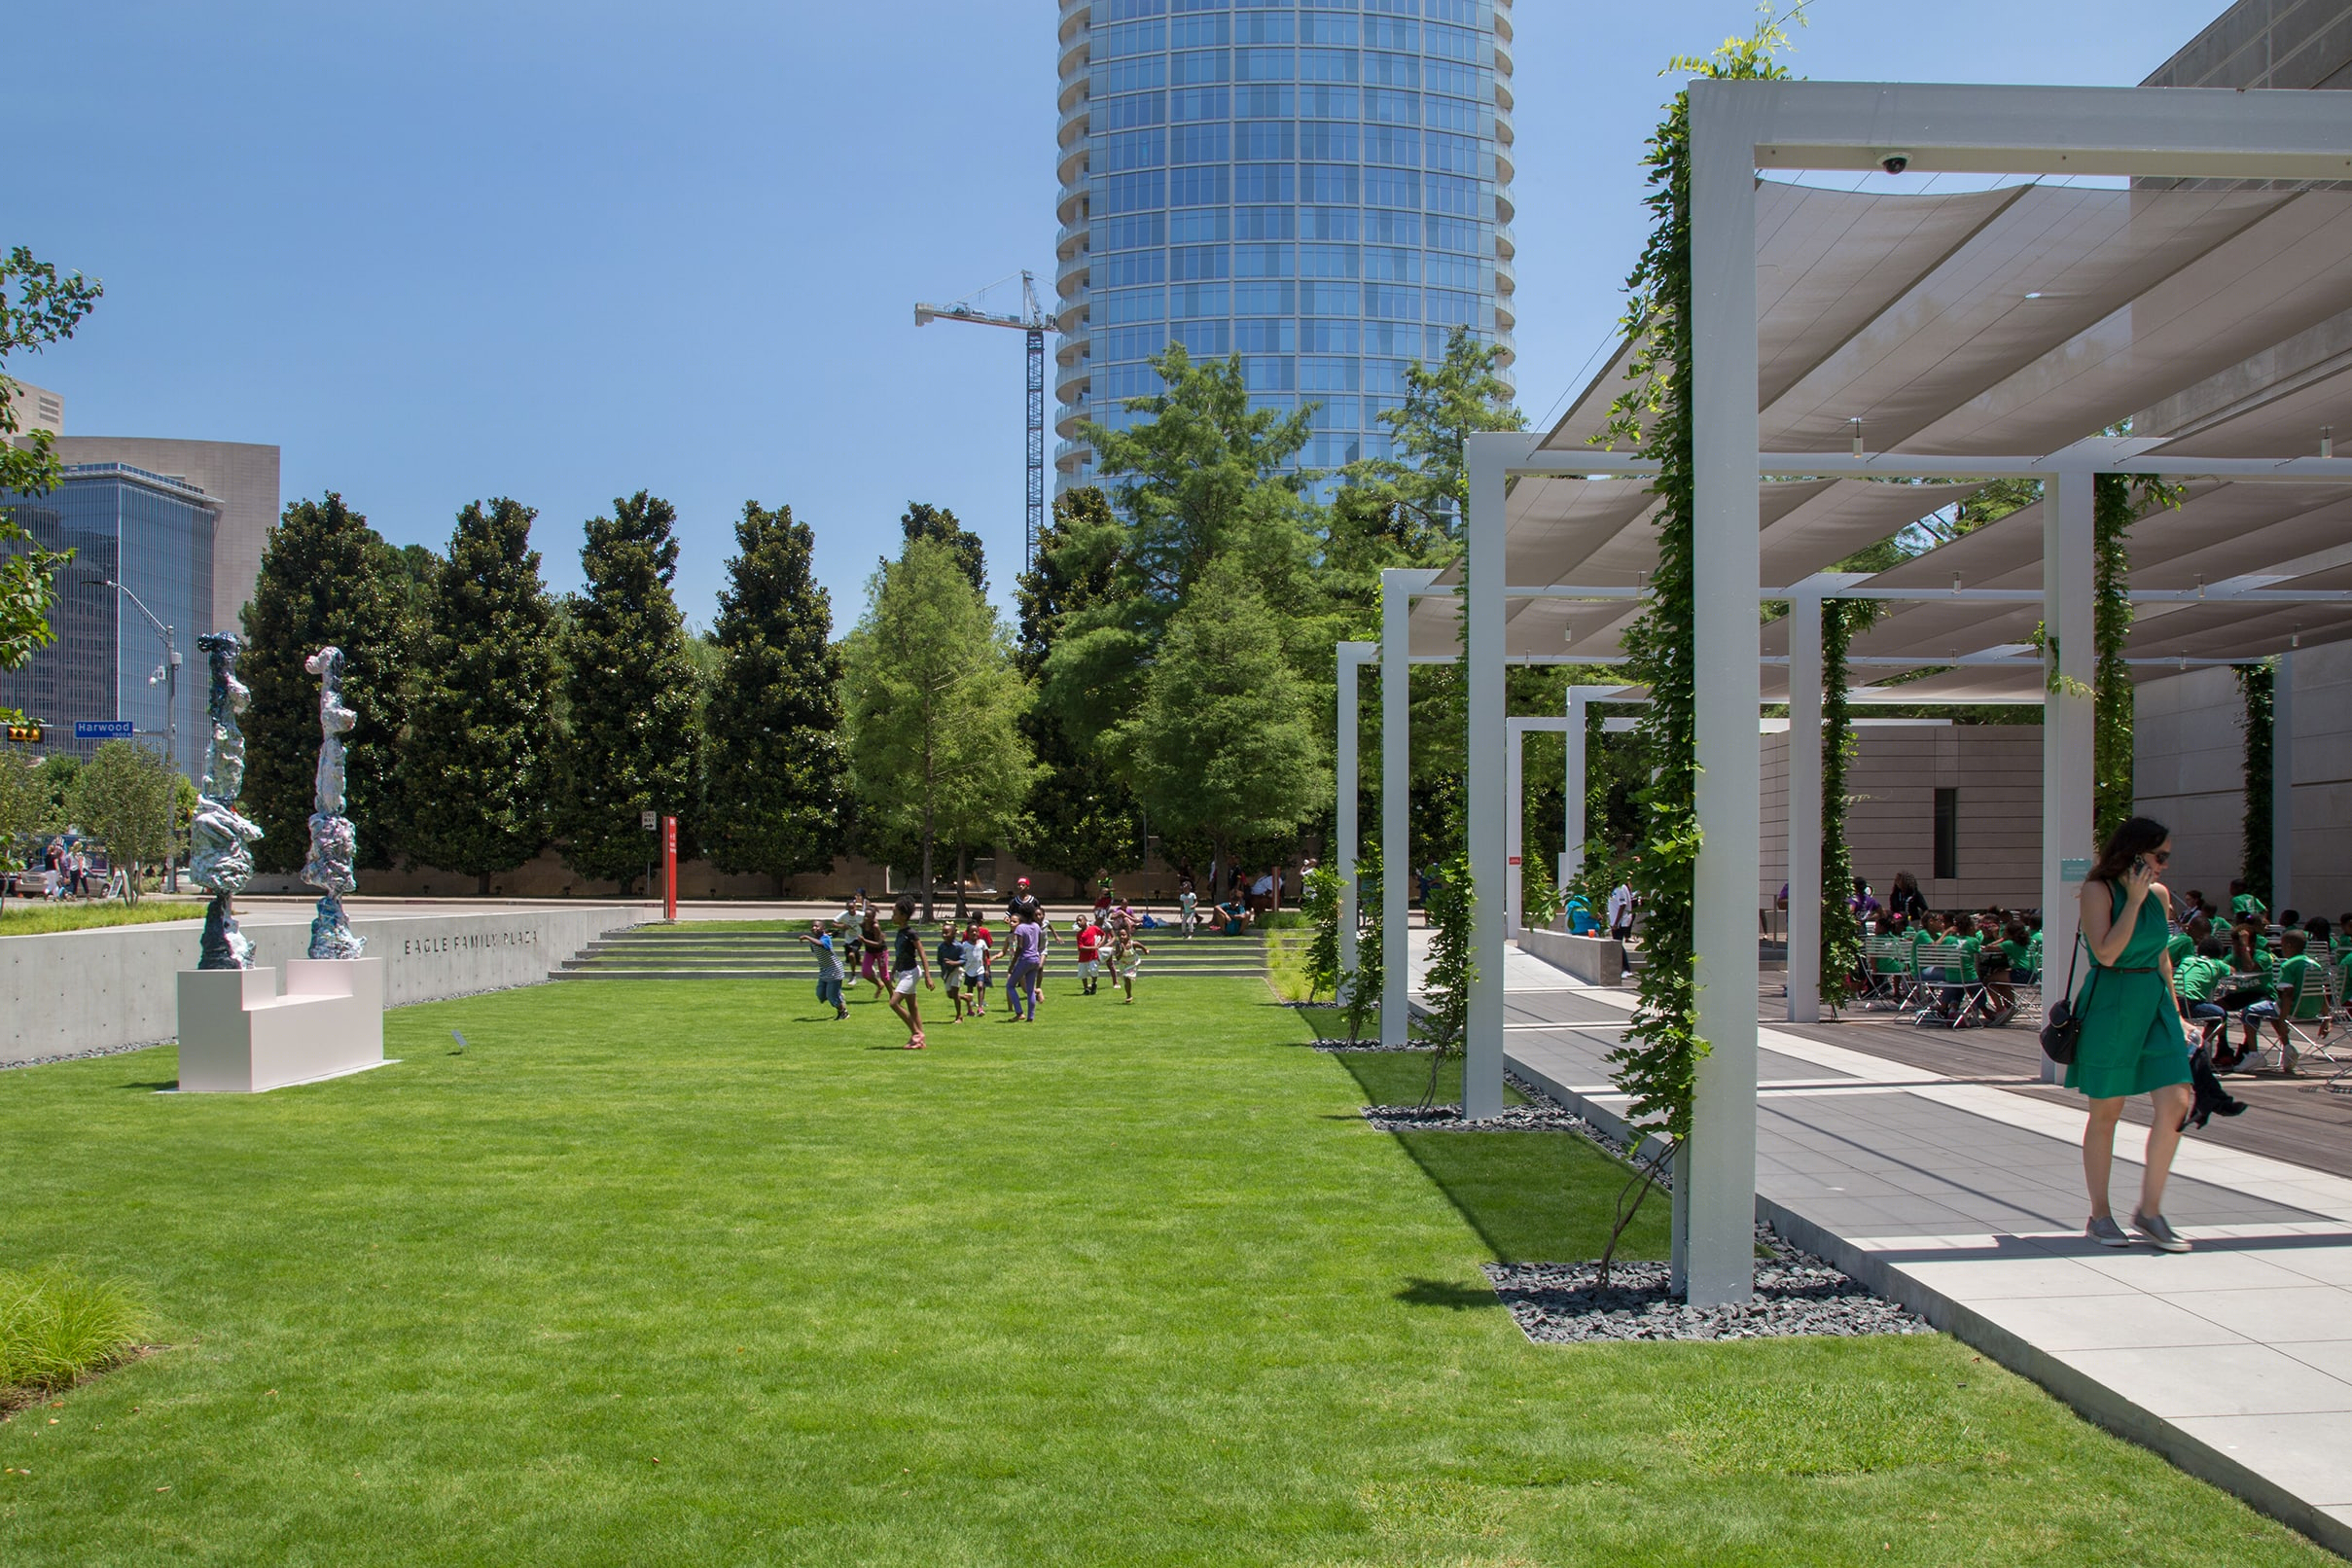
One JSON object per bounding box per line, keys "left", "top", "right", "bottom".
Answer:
{"left": 7, "top": 0, "right": 2229, "bottom": 629}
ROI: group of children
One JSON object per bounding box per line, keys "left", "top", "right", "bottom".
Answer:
{"left": 1863, "top": 907, "right": 2038, "bottom": 1026}
{"left": 798, "top": 881, "right": 1153, "bottom": 1050}
{"left": 2168, "top": 904, "right": 2347, "bottom": 1077}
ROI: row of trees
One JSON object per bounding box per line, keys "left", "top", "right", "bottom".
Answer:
{"left": 213, "top": 329, "right": 1528, "bottom": 902}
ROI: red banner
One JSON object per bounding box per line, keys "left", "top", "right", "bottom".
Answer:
{"left": 662, "top": 815, "right": 678, "bottom": 921}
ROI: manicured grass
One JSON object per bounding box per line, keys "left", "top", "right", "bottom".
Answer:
{"left": 0, "top": 975, "right": 2331, "bottom": 1564}
{"left": 0, "top": 900, "right": 204, "bottom": 936}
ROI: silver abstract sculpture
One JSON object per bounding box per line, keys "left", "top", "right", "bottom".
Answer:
{"left": 191, "top": 633, "right": 265, "bottom": 970}
{"left": 302, "top": 646, "right": 364, "bottom": 959}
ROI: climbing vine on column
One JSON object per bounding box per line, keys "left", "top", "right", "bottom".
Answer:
{"left": 2236, "top": 660, "right": 2274, "bottom": 904}
{"left": 2089, "top": 474, "right": 2180, "bottom": 840}
{"left": 1595, "top": 14, "right": 1800, "bottom": 1159}
{"left": 1819, "top": 598, "right": 1871, "bottom": 1002}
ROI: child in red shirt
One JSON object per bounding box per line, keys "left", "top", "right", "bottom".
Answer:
{"left": 1076, "top": 918, "right": 1104, "bottom": 995}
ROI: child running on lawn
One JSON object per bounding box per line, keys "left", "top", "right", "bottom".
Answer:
{"left": 938, "top": 923, "right": 968, "bottom": 1023}
{"left": 1114, "top": 929, "right": 1150, "bottom": 1003}
{"left": 798, "top": 920, "right": 848, "bottom": 1020}
{"left": 962, "top": 917, "right": 989, "bottom": 1016}
{"left": 1076, "top": 915, "right": 1103, "bottom": 995}
{"left": 887, "top": 896, "right": 934, "bottom": 1049}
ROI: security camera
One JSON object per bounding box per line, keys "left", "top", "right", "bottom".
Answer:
{"left": 1880, "top": 153, "right": 1910, "bottom": 175}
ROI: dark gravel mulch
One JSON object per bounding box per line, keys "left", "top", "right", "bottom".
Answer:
{"left": 2, "top": 1040, "right": 171, "bottom": 1071}
{"left": 1363, "top": 1102, "right": 1605, "bottom": 1134}
{"left": 1310, "top": 1039, "right": 1434, "bottom": 1052}
{"left": 1484, "top": 1229, "right": 1929, "bottom": 1342}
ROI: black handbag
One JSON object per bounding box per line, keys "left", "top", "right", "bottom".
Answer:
{"left": 2041, "top": 935, "right": 2096, "bottom": 1066}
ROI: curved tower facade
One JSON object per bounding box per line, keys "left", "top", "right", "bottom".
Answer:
{"left": 1052, "top": 0, "right": 1515, "bottom": 488}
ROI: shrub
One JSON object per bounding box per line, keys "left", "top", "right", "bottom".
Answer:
{"left": 0, "top": 1265, "right": 145, "bottom": 1400}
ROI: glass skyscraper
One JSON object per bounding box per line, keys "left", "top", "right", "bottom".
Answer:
{"left": 1052, "top": 0, "right": 1515, "bottom": 488}
{"left": 0, "top": 463, "right": 216, "bottom": 779}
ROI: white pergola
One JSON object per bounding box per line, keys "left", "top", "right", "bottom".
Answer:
{"left": 1428, "top": 82, "right": 2352, "bottom": 1305}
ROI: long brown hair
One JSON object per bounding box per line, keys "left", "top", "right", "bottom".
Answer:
{"left": 2088, "top": 815, "right": 2170, "bottom": 887}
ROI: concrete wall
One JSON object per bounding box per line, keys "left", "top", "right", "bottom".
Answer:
{"left": 1518, "top": 927, "right": 1624, "bottom": 985}
{"left": 2132, "top": 647, "right": 2352, "bottom": 924}
{"left": 1762, "top": 725, "right": 2045, "bottom": 911}
{"left": 1, "top": 902, "right": 643, "bottom": 1065}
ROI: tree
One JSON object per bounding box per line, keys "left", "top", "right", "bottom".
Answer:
{"left": 555, "top": 491, "right": 700, "bottom": 892}
{"left": 69, "top": 740, "right": 175, "bottom": 902}
{"left": 1011, "top": 488, "right": 1143, "bottom": 894}
{"left": 0, "top": 248, "right": 103, "bottom": 711}
{"left": 1338, "top": 327, "right": 1525, "bottom": 560}
{"left": 398, "top": 498, "right": 561, "bottom": 892}
{"left": 1121, "top": 557, "right": 1328, "bottom": 873}
{"left": 241, "top": 493, "right": 416, "bottom": 874}
{"left": 1053, "top": 347, "right": 1327, "bottom": 750}
{"left": 0, "top": 747, "right": 44, "bottom": 890}
{"left": 700, "top": 501, "right": 847, "bottom": 891}
{"left": 843, "top": 535, "right": 1033, "bottom": 920}
{"left": 899, "top": 502, "right": 988, "bottom": 598}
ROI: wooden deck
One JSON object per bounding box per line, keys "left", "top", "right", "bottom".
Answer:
{"left": 1765, "top": 984, "right": 2352, "bottom": 1181}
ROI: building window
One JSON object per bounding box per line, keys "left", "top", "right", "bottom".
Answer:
{"left": 1933, "top": 788, "right": 1958, "bottom": 882}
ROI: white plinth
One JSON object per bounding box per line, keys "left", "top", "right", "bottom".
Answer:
{"left": 175, "top": 958, "right": 386, "bottom": 1092}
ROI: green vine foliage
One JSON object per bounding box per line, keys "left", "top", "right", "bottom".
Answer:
{"left": 2237, "top": 660, "right": 2274, "bottom": 904}
{"left": 1415, "top": 844, "right": 1477, "bottom": 1108}
{"left": 1520, "top": 853, "right": 1564, "bottom": 931}
{"left": 1596, "top": 10, "right": 1802, "bottom": 1151}
{"left": 1819, "top": 598, "right": 1873, "bottom": 1002}
{"left": 1301, "top": 862, "right": 1343, "bottom": 1002}
{"left": 2092, "top": 476, "right": 2180, "bottom": 840}
{"left": 1340, "top": 841, "right": 1384, "bottom": 1044}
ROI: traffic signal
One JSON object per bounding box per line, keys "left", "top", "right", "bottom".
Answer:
{"left": 4, "top": 722, "right": 44, "bottom": 744}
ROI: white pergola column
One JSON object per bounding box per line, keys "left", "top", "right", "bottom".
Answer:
{"left": 1685, "top": 85, "right": 1765, "bottom": 1308}
{"left": 2274, "top": 651, "right": 2296, "bottom": 919}
{"left": 1379, "top": 569, "right": 1437, "bottom": 1048}
{"left": 1336, "top": 641, "right": 1377, "bottom": 988}
{"left": 1507, "top": 716, "right": 1576, "bottom": 938}
{"left": 2042, "top": 466, "right": 2097, "bottom": 1082}
{"left": 1464, "top": 442, "right": 1509, "bottom": 1121}
{"left": 1786, "top": 590, "right": 1824, "bottom": 1023}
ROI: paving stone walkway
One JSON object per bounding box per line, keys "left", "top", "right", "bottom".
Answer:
{"left": 1407, "top": 933, "right": 2352, "bottom": 1556}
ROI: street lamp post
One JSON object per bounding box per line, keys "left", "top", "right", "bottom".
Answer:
{"left": 83, "top": 577, "right": 182, "bottom": 892}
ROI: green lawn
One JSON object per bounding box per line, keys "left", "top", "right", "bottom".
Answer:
{"left": 0, "top": 976, "right": 2329, "bottom": 1565}
{"left": 0, "top": 899, "right": 205, "bottom": 936}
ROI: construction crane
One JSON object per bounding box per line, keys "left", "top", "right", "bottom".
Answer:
{"left": 914, "top": 269, "right": 1050, "bottom": 571}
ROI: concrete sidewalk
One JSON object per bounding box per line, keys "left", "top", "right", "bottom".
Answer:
{"left": 1412, "top": 932, "right": 2352, "bottom": 1556}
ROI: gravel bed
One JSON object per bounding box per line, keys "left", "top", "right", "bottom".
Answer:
{"left": 1308, "top": 1039, "right": 1434, "bottom": 1052}
{"left": 1277, "top": 999, "right": 1343, "bottom": 1011}
{"left": 1363, "top": 1101, "right": 1605, "bottom": 1133}
{"left": 1485, "top": 1229, "right": 1929, "bottom": 1342}
{"left": 2, "top": 1039, "right": 173, "bottom": 1070}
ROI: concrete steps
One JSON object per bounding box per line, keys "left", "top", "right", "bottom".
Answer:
{"left": 549, "top": 927, "right": 1272, "bottom": 981}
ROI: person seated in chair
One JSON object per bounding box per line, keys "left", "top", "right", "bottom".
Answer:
{"left": 2175, "top": 936, "right": 2232, "bottom": 1051}
{"left": 2231, "top": 928, "right": 2322, "bottom": 1075}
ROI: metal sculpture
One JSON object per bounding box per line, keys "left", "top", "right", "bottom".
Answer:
{"left": 190, "top": 633, "right": 264, "bottom": 969}
{"left": 302, "top": 645, "right": 364, "bottom": 959}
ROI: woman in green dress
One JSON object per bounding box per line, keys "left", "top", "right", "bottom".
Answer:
{"left": 2070, "top": 816, "right": 2195, "bottom": 1253}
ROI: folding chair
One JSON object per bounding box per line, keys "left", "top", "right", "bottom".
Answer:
{"left": 2277, "top": 960, "right": 2340, "bottom": 1067}
{"left": 1911, "top": 946, "right": 1987, "bottom": 1029}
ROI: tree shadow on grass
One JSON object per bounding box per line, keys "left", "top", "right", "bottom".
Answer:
{"left": 116, "top": 1079, "right": 178, "bottom": 1092}
{"left": 1336, "top": 1054, "right": 1669, "bottom": 1267}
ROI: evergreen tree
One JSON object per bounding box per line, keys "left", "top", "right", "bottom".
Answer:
{"left": 555, "top": 491, "right": 700, "bottom": 891}
{"left": 241, "top": 493, "right": 416, "bottom": 873}
{"left": 1011, "top": 487, "right": 1142, "bottom": 895}
{"left": 842, "top": 535, "right": 1033, "bottom": 918}
{"left": 898, "top": 502, "right": 988, "bottom": 598}
{"left": 701, "top": 500, "right": 847, "bottom": 891}
{"left": 1336, "top": 326, "right": 1524, "bottom": 561}
{"left": 399, "top": 498, "right": 560, "bottom": 891}
{"left": 1121, "top": 556, "right": 1328, "bottom": 872}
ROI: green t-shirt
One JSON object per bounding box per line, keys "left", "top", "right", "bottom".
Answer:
{"left": 2175, "top": 954, "right": 2227, "bottom": 1001}
{"left": 1999, "top": 938, "right": 2034, "bottom": 973}
{"left": 2279, "top": 953, "right": 2320, "bottom": 1014}
{"left": 2165, "top": 931, "right": 2195, "bottom": 968}
{"left": 2233, "top": 893, "right": 2267, "bottom": 918}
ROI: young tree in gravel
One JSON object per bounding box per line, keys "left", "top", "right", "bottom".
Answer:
{"left": 241, "top": 493, "right": 417, "bottom": 873}
{"left": 555, "top": 491, "right": 701, "bottom": 893}
{"left": 1340, "top": 841, "right": 1385, "bottom": 1045}
{"left": 0, "top": 746, "right": 44, "bottom": 902}
{"left": 0, "top": 248, "right": 102, "bottom": 708}
{"left": 897, "top": 502, "right": 988, "bottom": 598}
{"left": 1011, "top": 489, "right": 1143, "bottom": 894}
{"left": 1121, "top": 557, "right": 1328, "bottom": 876}
{"left": 1301, "top": 862, "right": 1342, "bottom": 1002}
{"left": 700, "top": 501, "right": 847, "bottom": 893}
{"left": 69, "top": 740, "right": 174, "bottom": 903}
{"left": 399, "top": 498, "right": 560, "bottom": 893}
{"left": 1414, "top": 846, "right": 1477, "bottom": 1109}
{"left": 842, "top": 536, "right": 1032, "bottom": 920}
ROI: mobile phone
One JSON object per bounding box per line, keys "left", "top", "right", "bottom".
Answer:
{"left": 2133, "top": 857, "right": 2149, "bottom": 875}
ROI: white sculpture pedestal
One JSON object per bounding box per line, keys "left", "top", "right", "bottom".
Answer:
{"left": 175, "top": 958, "right": 388, "bottom": 1092}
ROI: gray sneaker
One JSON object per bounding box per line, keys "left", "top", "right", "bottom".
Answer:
{"left": 2086, "top": 1215, "right": 2131, "bottom": 1248}
{"left": 2131, "top": 1210, "right": 2192, "bottom": 1253}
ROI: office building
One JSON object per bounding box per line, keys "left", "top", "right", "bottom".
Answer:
{"left": 0, "top": 462, "right": 216, "bottom": 778}
{"left": 1051, "top": 0, "right": 1516, "bottom": 487}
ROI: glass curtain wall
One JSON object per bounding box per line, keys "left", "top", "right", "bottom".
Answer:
{"left": 1053, "top": 0, "right": 1516, "bottom": 487}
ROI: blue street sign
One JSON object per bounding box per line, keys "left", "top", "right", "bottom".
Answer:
{"left": 74, "top": 720, "right": 135, "bottom": 740}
